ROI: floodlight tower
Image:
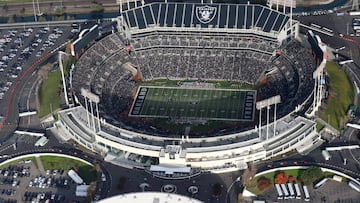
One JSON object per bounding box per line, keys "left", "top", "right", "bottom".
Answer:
{"left": 81, "top": 88, "right": 101, "bottom": 132}
{"left": 59, "top": 51, "right": 70, "bottom": 106}
{"left": 311, "top": 61, "right": 325, "bottom": 116}
{"left": 256, "top": 95, "right": 281, "bottom": 140}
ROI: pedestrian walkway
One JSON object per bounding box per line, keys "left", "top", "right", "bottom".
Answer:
{"left": 298, "top": 139, "right": 324, "bottom": 155}
{"left": 48, "top": 124, "right": 71, "bottom": 143}
{"left": 35, "top": 155, "right": 45, "bottom": 175}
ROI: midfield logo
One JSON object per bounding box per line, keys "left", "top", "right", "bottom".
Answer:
{"left": 196, "top": 5, "right": 217, "bottom": 24}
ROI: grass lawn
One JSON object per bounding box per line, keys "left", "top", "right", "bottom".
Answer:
{"left": 0, "top": 157, "right": 37, "bottom": 169}
{"left": 316, "top": 122, "right": 325, "bottom": 132}
{"left": 38, "top": 68, "right": 62, "bottom": 118}
{"left": 320, "top": 61, "right": 354, "bottom": 130}
{"left": 40, "top": 156, "right": 97, "bottom": 184}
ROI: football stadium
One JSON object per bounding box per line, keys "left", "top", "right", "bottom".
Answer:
{"left": 55, "top": 1, "right": 326, "bottom": 175}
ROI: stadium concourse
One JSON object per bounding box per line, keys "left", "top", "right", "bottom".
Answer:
{"left": 53, "top": 1, "right": 325, "bottom": 175}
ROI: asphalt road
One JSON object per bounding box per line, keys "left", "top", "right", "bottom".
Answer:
{"left": 0, "top": 4, "right": 360, "bottom": 203}
{"left": 296, "top": 13, "right": 360, "bottom": 64}
{"left": 0, "top": 24, "right": 73, "bottom": 141}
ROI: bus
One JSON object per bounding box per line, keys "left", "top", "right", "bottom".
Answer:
{"left": 354, "top": 25, "right": 360, "bottom": 30}
{"left": 310, "top": 23, "right": 322, "bottom": 29}
{"left": 275, "top": 184, "right": 284, "bottom": 199}
{"left": 303, "top": 185, "right": 310, "bottom": 201}
{"left": 322, "top": 150, "right": 331, "bottom": 160}
{"left": 314, "top": 178, "right": 328, "bottom": 189}
{"left": 310, "top": 23, "right": 321, "bottom": 29}
{"left": 322, "top": 27, "right": 333, "bottom": 33}
{"left": 354, "top": 82, "right": 360, "bottom": 94}
{"left": 348, "top": 181, "right": 360, "bottom": 192}
{"left": 294, "top": 183, "right": 302, "bottom": 199}
{"left": 34, "top": 136, "right": 49, "bottom": 147}
{"left": 287, "top": 183, "right": 295, "bottom": 199}
{"left": 281, "top": 184, "right": 290, "bottom": 199}
{"left": 350, "top": 11, "right": 360, "bottom": 16}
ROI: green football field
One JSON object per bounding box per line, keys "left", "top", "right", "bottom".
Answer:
{"left": 130, "top": 86, "right": 256, "bottom": 121}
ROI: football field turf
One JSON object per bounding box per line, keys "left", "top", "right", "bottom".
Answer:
{"left": 129, "top": 86, "right": 256, "bottom": 121}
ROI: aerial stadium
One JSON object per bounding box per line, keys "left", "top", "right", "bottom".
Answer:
{"left": 55, "top": 1, "right": 326, "bottom": 175}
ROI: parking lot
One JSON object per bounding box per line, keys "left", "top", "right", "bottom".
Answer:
{"left": 257, "top": 179, "right": 360, "bottom": 203}
{"left": 0, "top": 159, "right": 85, "bottom": 203}
{"left": 0, "top": 25, "right": 75, "bottom": 119}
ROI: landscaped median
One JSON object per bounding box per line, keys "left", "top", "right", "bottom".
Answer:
{"left": 38, "top": 65, "right": 62, "bottom": 118}
{"left": 320, "top": 61, "right": 354, "bottom": 130}
{"left": 243, "top": 166, "right": 359, "bottom": 196}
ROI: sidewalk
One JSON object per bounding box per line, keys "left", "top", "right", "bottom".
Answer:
{"left": 315, "top": 116, "right": 340, "bottom": 136}
{"left": 35, "top": 156, "right": 45, "bottom": 175}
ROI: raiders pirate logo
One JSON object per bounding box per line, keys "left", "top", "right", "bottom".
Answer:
{"left": 196, "top": 5, "right": 217, "bottom": 24}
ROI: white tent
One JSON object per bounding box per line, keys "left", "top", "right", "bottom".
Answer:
{"left": 68, "top": 169, "right": 84, "bottom": 184}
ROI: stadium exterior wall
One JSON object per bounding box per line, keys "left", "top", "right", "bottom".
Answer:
{"left": 55, "top": 106, "right": 320, "bottom": 172}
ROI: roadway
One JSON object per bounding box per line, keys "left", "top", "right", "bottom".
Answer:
{"left": 295, "top": 7, "right": 360, "bottom": 181}
{"left": 0, "top": 4, "right": 359, "bottom": 203}
{"left": 296, "top": 12, "right": 360, "bottom": 64}
{"left": 0, "top": 131, "right": 240, "bottom": 203}
{"left": 0, "top": 24, "right": 74, "bottom": 141}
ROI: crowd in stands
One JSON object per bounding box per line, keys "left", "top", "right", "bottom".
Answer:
{"left": 136, "top": 48, "right": 271, "bottom": 84}
{"left": 72, "top": 33, "right": 125, "bottom": 94}
{"left": 257, "top": 40, "right": 316, "bottom": 120}
{"left": 72, "top": 31, "right": 316, "bottom": 137}
{"left": 132, "top": 34, "right": 277, "bottom": 54}
{"left": 131, "top": 34, "right": 277, "bottom": 84}
{"left": 72, "top": 33, "right": 137, "bottom": 121}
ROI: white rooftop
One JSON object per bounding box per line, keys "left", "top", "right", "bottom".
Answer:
{"left": 97, "top": 192, "right": 203, "bottom": 203}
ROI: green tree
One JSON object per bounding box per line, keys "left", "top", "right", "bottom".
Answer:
{"left": 257, "top": 177, "right": 271, "bottom": 191}
{"left": 299, "top": 167, "right": 323, "bottom": 185}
